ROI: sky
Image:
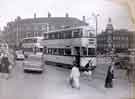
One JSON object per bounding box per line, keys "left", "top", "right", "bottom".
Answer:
{"left": 0, "top": 0, "right": 134, "bottom": 31}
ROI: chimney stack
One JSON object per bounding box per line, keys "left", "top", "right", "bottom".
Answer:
{"left": 48, "top": 12, "right": 51, "bottom": 18}
{"left": 65, "top": 13, "right": 69, "bottom": 18}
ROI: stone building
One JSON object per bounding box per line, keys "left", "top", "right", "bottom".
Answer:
{"left": 3, "top": 13, "right": 87, "bottom": 47}
{"left": 128, "top": 31, "right": 135, "bottom": 50}
{"left": 97, "top": 18, "right": 129, "bottom": 54}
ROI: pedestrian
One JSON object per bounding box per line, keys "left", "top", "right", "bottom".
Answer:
{"left": 0, "top": 52, "right": 12, "bottom": 79}
{"left": 69, "top": 63, "right": 80, "bottom": 89}
{"left": 33, "top": 47, "right": 36, "bottom": 54}
{"left": 105, "top": 62, "right": 114, "bottom": 88}
{"left": 75, "top": 52, "right": 80, "bottom": 68}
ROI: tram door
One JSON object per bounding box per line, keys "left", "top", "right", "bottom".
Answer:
{"left": 74, "top": 47, "right": 80, "bottom": 67}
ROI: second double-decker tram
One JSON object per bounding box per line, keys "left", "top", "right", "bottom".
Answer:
{"left": 41, "top": 26, "right": 96, "bottom": 69}
{"left": 21, "top": 37, "right": 44, "bottom": 55}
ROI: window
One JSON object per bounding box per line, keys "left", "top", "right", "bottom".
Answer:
{"left": 65, "top": 48, "right": 71, "bottom": 55}
{"left": 48, "top": 48, "right": 52, "bottom": 54}
{"left": 88, "top": 48, "right": 95, "bottom": 56}
{"left": 82, "top": 47, "right": 87, "bottom": 56}
{"left": 65, "top": 31, "right": 72, "bottom": 39}
{"left": 53, "top": 48, "right": 58, "bottom": 55}
{"left": 58, "top": 48, "right": 64, "bottom": 55}
{"left": 41, "top": 24, "right": 47, "bottom": 31}
{"left": 44, "top": 34, "right": 48, "bottom": 39}
{"left": 73, "top": 29, "right": 82, "bottom": 38}
{"left": 59, "top": 32, "right": 64, "bottom": 39}
{"left": 23, "top": 48, "right": 33, "bottom": 52}
{"left": 23, "top": 38, "right": 37, "bottom": 43}
{"left": 55, "top": 32, "right": 59, "bottom": 39}
{"left": 43, "top": 47, "right": 47, "bottom": 54}
{"left": 48, "top": 33, "right": 53, "bottom": 39}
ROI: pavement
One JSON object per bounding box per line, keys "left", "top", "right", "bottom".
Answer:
{"left": 0, "top": 56, "right": 133, "bottom": 99}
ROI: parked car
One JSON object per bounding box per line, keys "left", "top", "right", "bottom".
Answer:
{"left": 23, "top": 54, "right": 44, "bottom": 72}
{"left": 15, "top": 50, "right": 25, "bottom": 60}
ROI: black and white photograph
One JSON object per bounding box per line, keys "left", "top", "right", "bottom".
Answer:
{"left": 0, "top": 0, "right": 135, "bottom": 98}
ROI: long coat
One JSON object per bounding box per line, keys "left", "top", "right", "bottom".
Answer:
{"left": 0, "top": 56, "right": 10, "bottom": 73}
{"left": 70, "top": 66, "right": 80, "bottom": 88}
{"left": 75, "top": 54, "right": 80, "bottom": 68}
{"left": 105, "top": 65, "right": 114, "bottom": 88}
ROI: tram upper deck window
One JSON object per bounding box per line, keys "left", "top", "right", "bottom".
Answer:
{"left": 55, "top": 32, "right": 59, "bottom": 39}
{"left": 59, "top": 32, "right": 64, "bottom": 39}
{"left": 65, "top": 31, "right": 72, "bottom": 39}
{"left": 84, "top": 30, "right": 95, "bottom": 37}
{"left": 53, "top": 32, "right": 59, "bottom": 39}
{"left": 88, "top": 48, "right": 96, "bottom": 56}
{"left": 44, "top": 34, "right": 48, "bottom": 39}
{"left": 48, "top": 33, "right": 54, "bottom": 39}
{"left": 73, "top": 29, "right": 82, "bottom": 38}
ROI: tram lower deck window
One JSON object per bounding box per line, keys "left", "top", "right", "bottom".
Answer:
{"left": 82, "top": 47, "right": 87, "bottom": 56}
{"left": 53, "top": 48, "right": 58, "bottom": 55}
{"left": 58, "top": 48, "right": 64, "bottom": 55}
{"left": 65, "top": 49, "right": 71, "bottom": 55}
{"left": 48, "top": 48, "right": 53, "bottom": 54}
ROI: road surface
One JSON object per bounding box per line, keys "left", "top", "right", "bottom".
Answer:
{"left": 0, "top": 57, "right": 133, "bottom": 99}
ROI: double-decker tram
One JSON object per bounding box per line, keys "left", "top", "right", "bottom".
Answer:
{"left": 41, "top": 26, "right": 96, "bottom": 69}
{"left": 21, "top": 37, "right": 44, "bottom": 55}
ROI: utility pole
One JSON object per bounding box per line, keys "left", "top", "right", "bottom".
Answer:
{"left": 16, "top": 23, "right": 19, "bottom": 47}
{"left": 92, "top": 13, "right": 100, "bottom": 57}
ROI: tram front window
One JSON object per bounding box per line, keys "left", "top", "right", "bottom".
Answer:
{"left": 88, "top": 48, "right": 96, "bottom": 56}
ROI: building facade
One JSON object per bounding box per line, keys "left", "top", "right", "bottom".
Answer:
{"left": 3, "top": 13, "right": 87, "bottom": 47}
{"left": 97, "top": 18, "right": 129, "bottom": 54}
{"left": 129, "top": 31, "right": 135, "bottom": 50}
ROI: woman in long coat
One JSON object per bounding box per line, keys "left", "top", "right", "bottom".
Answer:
{"left": 70, "top": 64, "right": 80, "bottom": 89}
{"left": 105, "top": 63, "right": 114, "bottom": 88}
{"left": 0, "top": 53, "right": 10, "bottom": 74}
